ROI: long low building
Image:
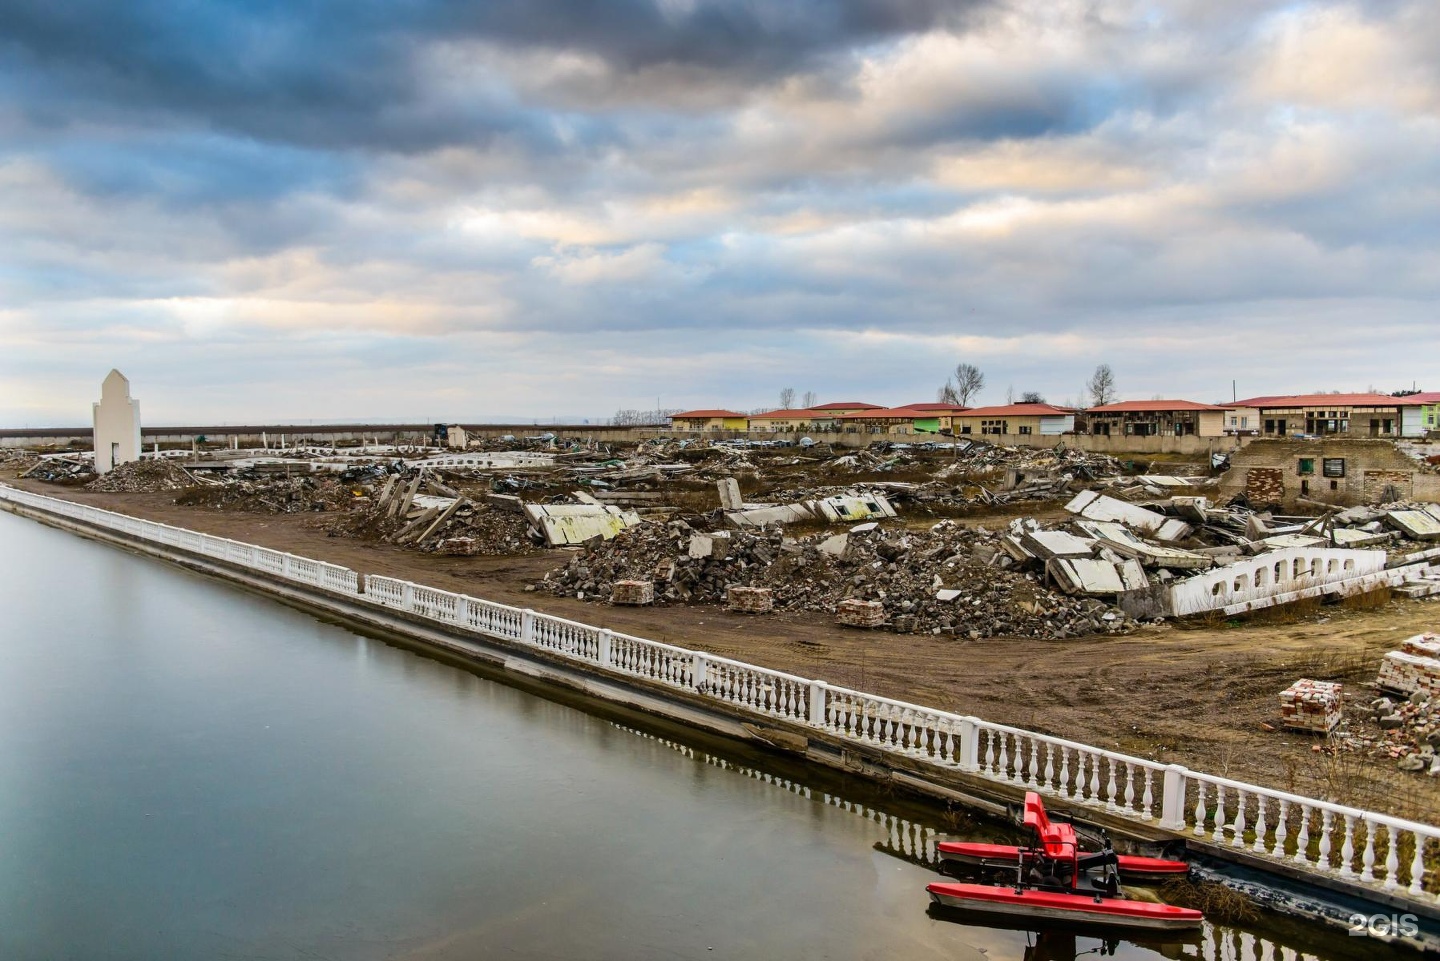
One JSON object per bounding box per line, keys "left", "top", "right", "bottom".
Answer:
{"left": 668, "top": 409, "right": 749, "bottom": 431}
{"left": 948, "top": 403, "right": 1075, "bottom": 438}
{"left": 1235, "top": 393, "right": 1416, "bottom": 439}
{"left": 1080, "top": 399, "right": 1228, "bottom": 438}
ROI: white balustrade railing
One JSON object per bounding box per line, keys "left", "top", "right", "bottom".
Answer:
{"left": 4, "top": 481, "right": 1437, "bottom": 904}
{"left": 1178, "top": 769, "right": 1438, "bottom": 897}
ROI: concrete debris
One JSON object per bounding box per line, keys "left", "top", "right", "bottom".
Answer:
{"left": 1386, "top": 507, "right": 1440, "bottom": 541}
{"left": 87, "top": 458, "right": 195, "bottom": 492}
{"left": 523, "top": 503, "right": 642, "bottom": 547}
{"left": 1065, "top": 490, "right": 1192, "bottom": 542}
{"left": 1047, "top": 558, "right": 1147, "bottom": 596}
{"left": 538, "top": 519, "right": 1137, "bottom": 639}
{"left": 717, "top": 477, "right": 743, "bottom": 511}
{"left": 727, "top": 502, "right": 817, "bottom": 527}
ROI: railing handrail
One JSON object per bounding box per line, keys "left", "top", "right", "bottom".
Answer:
{"left": 4, "top": 481, "right": 1437, "bottom": 899}
{"left": 1183, "top": 766, "right": 1440, "bottom": 839}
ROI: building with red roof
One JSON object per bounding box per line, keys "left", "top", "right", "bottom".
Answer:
{"left": 746, "top": 408, "right": 819, "bottom": 431}
{"left": 1080, "top": 399, "right": 1229, "bottom": 438}
{"left": 950, "top": 403, "right": 1076, "bottom": 438}
{"left": 806, "top": 401, "right": 883, "bottom": 414}
{"left": 668, "top": 409, "right": 749, "bottom": 431}
{"left": 1231, "top": 393, "right": 1413, "bottom": 438}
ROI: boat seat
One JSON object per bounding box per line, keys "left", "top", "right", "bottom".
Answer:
{"left": 1022, "top": 792, "right": 1078, "bottom": 861}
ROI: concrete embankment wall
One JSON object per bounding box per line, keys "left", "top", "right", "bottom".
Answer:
{"left": 1, "top": 486, "right": 1436, "bottom": 947}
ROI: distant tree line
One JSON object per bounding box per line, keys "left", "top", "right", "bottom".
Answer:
{"left": 610, "top": 408, "right": 682, "bottom": 426}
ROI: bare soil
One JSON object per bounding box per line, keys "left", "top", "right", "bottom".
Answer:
{"left": 9, "top": 474, "right": 1438, "bottom": 820}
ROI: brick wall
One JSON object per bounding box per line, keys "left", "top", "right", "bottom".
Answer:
{"left": 1219, "top": 439, "right": 1422, "bottom": 506}
{"left": 1363, "top": 470, "right": 1414, "bottom": 502}
{"left": 1245, "top": 467, "right": 1286, "bottom": 504}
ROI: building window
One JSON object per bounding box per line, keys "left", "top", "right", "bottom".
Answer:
{"left": 1018, "top": 425, "right": 1032, "bottom": 435}
{"left": 1229, "top": 416, "right": 1237, "bottom": 427}
{"left": 1322, "top": 458, "right": 1345, "bottom": 478}
{"left": 1240, "top": 417, "right": 1249, "bottom": 428}
{"left": 1298, "top": 458, "right": 1315, "bottom": 476}
{"left": 960, "top": 425, "right": 972, "bottom": 435}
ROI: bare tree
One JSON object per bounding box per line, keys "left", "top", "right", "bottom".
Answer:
{"left": 779, "top": 387, "right": 796, "bottom": 409}
{"left": 1019, "top": 391, "right": 1046, "bottom": 404}
{"left": 612, "top": 408, "right": 682, "bottom": 426}
{"left": 802, "top": 390, "right": 818, "bottom": 408}
{"left": 937, "top": 363, "right": 985, "bottom": 407}
{"left": 1087, "top": 363, "right": 1117, "bottom": 407}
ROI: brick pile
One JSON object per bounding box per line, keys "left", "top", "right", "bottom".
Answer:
{"left": 727, "top": 586, "right": 773, "bottom": 613}
{"left": 1376, "top": 633, "right": 1440, "bottom": 698}
{"left": 838, "top": 598, "right": 885, "bottom": 628}
{"left": 1278, "top": 678, "right": 1343, "bottom": 733}
{"left": 610, "top": 579, "right": 655, "bottom": 605}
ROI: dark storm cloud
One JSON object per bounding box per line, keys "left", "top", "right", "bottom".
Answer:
{"left": 0, "top": 0, "right": 989, "bottom": 151}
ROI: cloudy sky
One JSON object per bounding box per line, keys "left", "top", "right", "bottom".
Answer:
{"left": 1, "top": 0, "right": 1436, "bottom": 425}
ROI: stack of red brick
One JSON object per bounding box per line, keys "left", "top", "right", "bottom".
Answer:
{"left": 1278, "top": 678, "right": 1343, "bottom": 733}
{"left": 1376, "top": 632, "right": 1440, "bottom": 697}
{"left": 610, "top": 579, "right": 655, "bottom": 606}
{"left": 727, "top": 587, "right": 774, "bottom": 614}
{"left": 838, "top": 599, "right": 885, "bottom": 628}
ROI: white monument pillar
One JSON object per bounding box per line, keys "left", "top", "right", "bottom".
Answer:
{"left": 93, "top": 369, "right": 142, "bottom": 474}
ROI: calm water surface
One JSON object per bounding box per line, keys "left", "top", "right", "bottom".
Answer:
{"left": 0, "top": 510, "right": 1374, "bottom": 960}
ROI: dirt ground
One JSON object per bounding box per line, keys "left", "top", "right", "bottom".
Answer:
{"left": 9, "top": 474, "right": 1439, "bottom": 821}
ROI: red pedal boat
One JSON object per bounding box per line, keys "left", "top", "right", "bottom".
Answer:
{"left": 937, "top": 841, "right": 1189, "bottom": 884}
{"left": 926, "top": 881, "right": 1203, "bottom": 931}
{"left": 926, "top": 792, "right": 1203, "bottom": 932}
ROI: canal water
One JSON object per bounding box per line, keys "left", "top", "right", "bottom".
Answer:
{"left": 0, "top": 510, "right": 1380, "bottom": 960}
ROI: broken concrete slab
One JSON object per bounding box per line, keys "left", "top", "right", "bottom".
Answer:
{"left": 1064, "top": 490, "right": 1192, "bottom": 542}
{"left": 1330, "top": 527, "right": 1396, "bottom": 548}
{"left": 726, "top": 502, "right": 816, "bottom": 527}
{"left": 1386, "top": 509, "right": 1440, "bottom": 541}
{"left": 1020, "top": 529, "right": 1097, "bottom": 560}
{"left": 1133, "top": 547, "right": 1392, "bottom": 619}
{"left": 814, "top": 492, "right": 896, "bottom": 523}
{"left": 1048, "top": 557, "right": 1147, "bottom": 596}
{"left": 523, "top": 503, "right": 642, "bottom": 546}
{"left": 717, "top": 477, "right": 743, "bottom": 511}
{"left": 1073, "top": 521, "right": 1212, "bottom": 570}
{"left": 688, "top": 531, "right": 732, "bottom": 559}
{"left": 1261, "top": 533, "right": 1329, "bottom": 550}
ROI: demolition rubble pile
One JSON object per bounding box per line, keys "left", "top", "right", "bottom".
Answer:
{"left": 323, "top": 471, "right": 539, "bottom": 556}
{"left": 175, "top": 475, "right": 357, "bottom": 513}
{"left": 17, "top": 454, "right": 92, "bottom": 483}
{"left": 85, "top": 459, "right": 194, "bottom": 492}
{"left": 0, "top": 449, "right": 41, "bottom": 472}
{"left": 539, "top": 519, "right": 1137, "bottom": 639}
{"left": 537, "top": 467, "right": 1440, "bottom": 635}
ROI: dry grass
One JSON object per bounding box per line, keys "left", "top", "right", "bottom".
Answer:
{"left": 1158, "top": 878, "right": 1260, "bottom": 923}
